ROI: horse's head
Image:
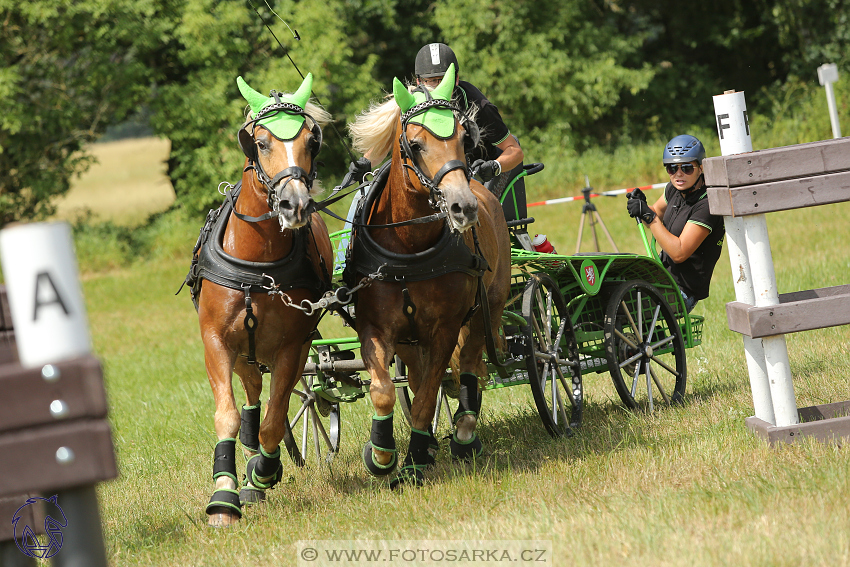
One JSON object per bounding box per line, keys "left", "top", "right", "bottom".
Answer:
{"left": 393, "top": 64, "right": 481, "bottom": 233}
{"left": 237, "top": 74, "right": 327, "bottom": 230}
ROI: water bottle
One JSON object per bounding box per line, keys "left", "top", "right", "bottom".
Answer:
{"left": 531, "top": 234, "right": 556, "bottom": 254}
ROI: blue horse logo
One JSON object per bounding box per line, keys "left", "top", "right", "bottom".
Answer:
{"left": 12, "top": 495, "right": 67, "bottom": 559}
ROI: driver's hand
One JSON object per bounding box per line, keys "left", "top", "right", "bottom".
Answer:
{"left": 472, "top": 159, "right": 501, "bottom": 182}
{"left": 627, "top": 197, "right": 657, "bottom": 224}
{"left": 628, "top": 188, "right": 647, "bottom": 202}
{"left": 348, "top": 157, "right": 372, "bottom": 183}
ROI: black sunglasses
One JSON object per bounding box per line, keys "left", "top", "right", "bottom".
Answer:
{"left": 666, "top": 163, "right": 697, "bottom": 175}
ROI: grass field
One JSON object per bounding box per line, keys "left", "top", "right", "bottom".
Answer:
{"left": 66, "top": 138, "right": 850, "bottom": 566}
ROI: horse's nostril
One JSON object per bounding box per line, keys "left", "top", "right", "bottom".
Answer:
{"left": 279, "top": 200, "right": 293, "bottom": 211}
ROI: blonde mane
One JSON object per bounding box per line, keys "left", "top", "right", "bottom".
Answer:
{"left": 348, "top": 94, "right": 401, "bottom": 159}
{"left": 349, "top": 84, "right": 481, "bottom": 160}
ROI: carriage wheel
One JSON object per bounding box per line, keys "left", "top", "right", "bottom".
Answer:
{"left": 285, "top": 374, "right": 341, "bottom": 466}
{"left": 394, "top": 356, "right": 454, "bottom": 438}
{"left": 603, "top": 280, "right": 686, "bottom": 411}
{"left": 522, "top": 273, "right": 583, "bottom": 437}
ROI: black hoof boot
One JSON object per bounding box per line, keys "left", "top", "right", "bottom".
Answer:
{"left": 239, "top": 485, "right": 266, "bottom": 506}
{"left": 363, "top": 413, "right": 397, "bottom": 476}
{"left": 245, "top": 446, "right": 283, "bottom": 490}
{"left": 390, "top": 465, "right": 425, "bottom": 490}
{"left": 363, "top": 441, "right": 397, "bottom": 476}
{"left": 450, "top": 431, "right": 484, "bottom": 461}
{"left": 206, "top": 489, "right": 242, "bottom": 519}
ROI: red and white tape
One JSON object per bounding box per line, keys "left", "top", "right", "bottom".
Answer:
{"left": 527, "top": 182, "right": 667, "bottom": 207}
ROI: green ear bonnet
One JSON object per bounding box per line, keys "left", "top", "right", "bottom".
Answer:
{"left": 237, "top": 73, "right": 313, "bottom": 141}
{"left": 392, "top": 64, "right": 458, "bottom": 139}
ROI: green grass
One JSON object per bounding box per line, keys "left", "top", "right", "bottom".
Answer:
{"left": 62, "top": 78, "right": 850, "bottom": 565}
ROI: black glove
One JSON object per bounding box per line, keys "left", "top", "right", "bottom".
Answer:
{"left": 348, "top": 157, "right": 372, "bottom": 183}
{"left": 472, "top": 159, "right": 501, "bottom": 182}
{"left": 629, "top": 187, "right": 647, "bottom": 202}
{"left": 627, "top": 197, "right": 657, "bottom": 224}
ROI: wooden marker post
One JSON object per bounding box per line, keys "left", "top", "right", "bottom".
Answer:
{"left": 0, "top": 222, "right": 115, "bottom": 567}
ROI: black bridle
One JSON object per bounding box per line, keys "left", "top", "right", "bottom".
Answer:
{"left": 397, "top": 88, "right": 477, "bottom": 223}
{"left": 236, "top": 97, "right": 323, "bottom": 223}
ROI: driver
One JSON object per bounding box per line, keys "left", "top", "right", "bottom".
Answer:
{"left": 626, "top": 134, "right": 724, "bottom": 312}
{"left": 346, "top": 42, "right": 527, "bottom": 222}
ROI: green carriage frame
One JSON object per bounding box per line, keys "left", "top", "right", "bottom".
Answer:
{"left": 284, "top": 165, "right": 704, "bottom": 464}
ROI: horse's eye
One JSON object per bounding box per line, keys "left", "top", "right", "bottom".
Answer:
{"left": 256, "top": 140, "right": 268, "bottom": 151}
{"left": 409, "top": 141, "right": 422, "bottom": 154}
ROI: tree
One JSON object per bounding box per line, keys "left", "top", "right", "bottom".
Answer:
{"left": 0, "top": 0, "right": 180, "bottom": 226}
{"left": 150, "top": 0, "right": 384, "bottom": 217}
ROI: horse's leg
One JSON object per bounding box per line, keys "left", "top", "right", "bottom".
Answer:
{"left": 450, "top": 318, "right": 488, "bottom": 461}
{"left": 203, "top": 338, "right": 243, "bottom": 527}
{"left": 397, "top": 349, "right": 441, "bottom": 461}
{"left": 391, "top": 333, "right": 458, "bottom": 488}
{"left": 243, "top": 339, "right": 311, "bottom": 498}
{"left": 361, "top": 331, "right": 399, "bottom": 476}
{"left": 234, "top": 358, "right": 265, "bottom": 506}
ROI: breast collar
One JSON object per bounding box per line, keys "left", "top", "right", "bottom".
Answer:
{"left": 345, "top": 164, "right": 488, "bottom": 284}
{"left": 184, "top": 181, "right": 328, "bottom": 307}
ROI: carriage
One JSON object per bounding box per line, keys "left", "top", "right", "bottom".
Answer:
{"left": 284, "top": 163, "right": 704, "bottom": 464}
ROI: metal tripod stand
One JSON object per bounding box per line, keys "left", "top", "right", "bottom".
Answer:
{"left": 575, "top": 176, "right": 619, "bottom": 253}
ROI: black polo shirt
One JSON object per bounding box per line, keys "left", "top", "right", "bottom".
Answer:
{"left": 659, "top": 181, "right": 725, "bottom": 300}
{"left": 454, "top": 81, "right": 511, "bottom": 162}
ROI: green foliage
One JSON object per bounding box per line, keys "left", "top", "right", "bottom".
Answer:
{"left": 0, "top": 0, "right": 178, "bottom": 226}
{"left": 434, "top": 0, "right": 654, "bottom": 153}
{"left": 150, "top": 0, "right": 382, "bottom": 218}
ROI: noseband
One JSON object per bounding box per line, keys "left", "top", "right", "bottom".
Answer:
{"left": 238, "top": 97, "right": 322, "bottom": 223}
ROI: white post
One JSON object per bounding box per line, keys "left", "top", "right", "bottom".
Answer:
{"left": 0, "top": 221, "right": 92, "bottom": 367}
{"left": 712, "top": 90, "right": 783, "bottom": 425}
{"left": 724, "top": 217, "right": 775, "bottom": 423}
{"left": 817, "top": 63, "right": 842, "bottom": 139}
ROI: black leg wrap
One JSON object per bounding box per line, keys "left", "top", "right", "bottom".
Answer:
{"left": 427, "top": 425, "right": 439, "bottom": 461}
{"left": 450, "top": 430, "right": 484, "bottom": 461}
{"left": 453, "top": 372, "right": 481, "bottom": 424}
{"left": 212, "top": 439, "right": 238, "bottom": 486}
{"left": 390, "top": 429, "right": 431, "bottom": 489}
{"left": 245, "top": 446, "right": 282, "bottom": 490}
{"left": 206, "top": 489, "right": 242, "bottom": 518}
{"left": 362, "top": 413, "right": 397, "bottom": 476}
{"left": 240, "top": 403, "right": 261, "bottom": 452}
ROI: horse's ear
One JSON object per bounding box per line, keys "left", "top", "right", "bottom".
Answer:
{"left": 432, "top": 63, "right": 456, "bottom": 101}
{"left": 237, "top": 76, "right": 270, "bottom": 115}
{"left": 291, "top": 73, "right": 313, "bottom": 109}
{"left": 393, "top": 77, "right": 416, "bottom": 113}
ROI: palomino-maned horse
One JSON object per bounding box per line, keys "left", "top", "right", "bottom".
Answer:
{"left": 346, "top": 64, "right": 511, "bottom": 486}
{"left": 184, "top": 73, "right": 333, "bottom": 526}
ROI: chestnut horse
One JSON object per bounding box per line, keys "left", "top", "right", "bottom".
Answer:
{"left": 187, "top": 74, "right": 333, "bottom": 526}
{"left": 346, "top": 64, "right": 511, "bottom": 486}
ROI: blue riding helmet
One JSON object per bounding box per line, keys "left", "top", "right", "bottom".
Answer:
{"left": 663, "top": 134, "right": 706, "bottom": 164}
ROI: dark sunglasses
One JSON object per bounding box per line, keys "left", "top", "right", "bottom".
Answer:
{"left": 666, "top": 163, "right": 697, "bottom": 175}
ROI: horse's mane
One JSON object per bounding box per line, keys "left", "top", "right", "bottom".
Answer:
{"left": 348, "top": 93, "right": 400, "bottom": 159}
{"left": 349, "top": 84, "right": 481, "bottom": 159}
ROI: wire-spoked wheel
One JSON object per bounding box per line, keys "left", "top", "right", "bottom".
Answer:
{"left": 603, "top": 279, "right": 686, "bottom": 411}
{"left": 284, "top": 374, "right": 341, "bottom": 466}
{"left": 522, "top": 273, "right": 583, "bottom": 437}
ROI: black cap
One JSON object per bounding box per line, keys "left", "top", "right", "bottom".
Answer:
{"left": 414, "top": 43, "right": 459, "bottom": 78}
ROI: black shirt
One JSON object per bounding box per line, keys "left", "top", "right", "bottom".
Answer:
{"left": 454, "top": 81, "right": 511, "bottom": 162}
{"left": 659, "top": 181, "right": 725, "bottom": 300}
